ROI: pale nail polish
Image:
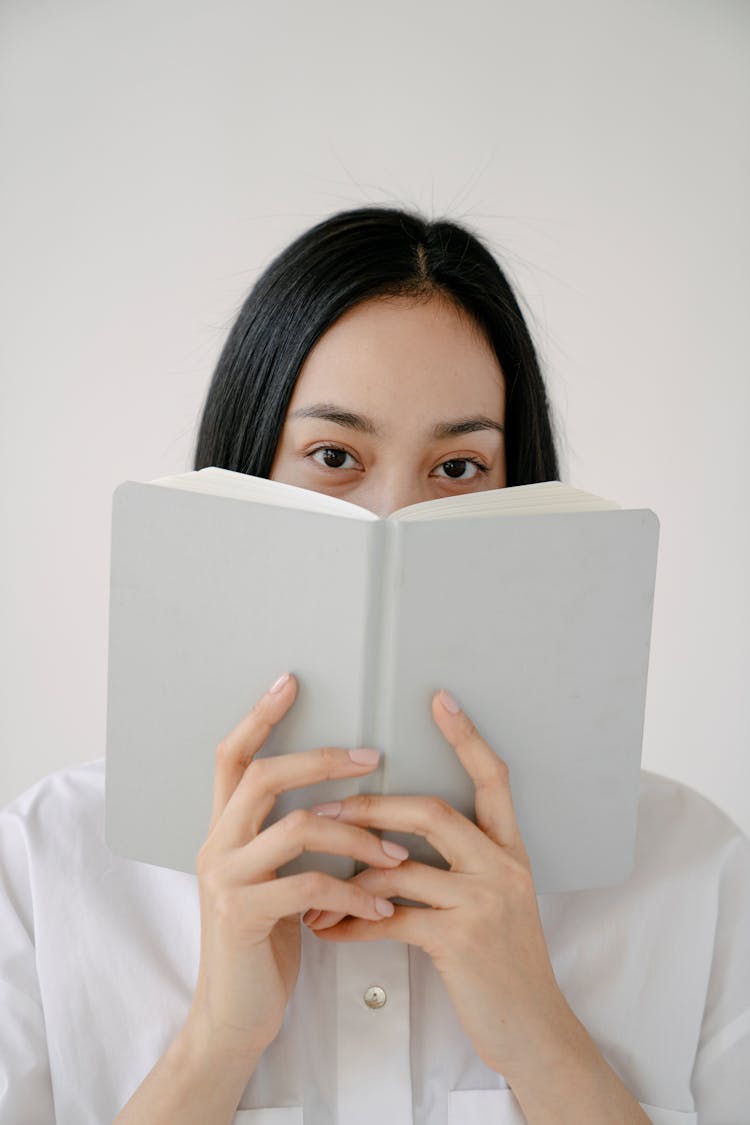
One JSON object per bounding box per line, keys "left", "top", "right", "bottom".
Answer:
{"left": 375, "top": 897, "right": 395, "bottom": 916}
{"left": 348, "top": 748, "right": 380, "bottom": 765}
{"left": 269, "top": 672, "right": 290, "bottom": 694}
{"left": 312, "top": 801, "right": 342, "bottom": 818}
{"left": 439, "top": 688, "right": 460, "bottom": 714}
{"left": 381, "top": 840, "right": 409, "bottom": 860}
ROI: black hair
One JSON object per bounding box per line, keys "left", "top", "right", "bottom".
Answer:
{"left": 193, "top": 206, "right": 559, "bottom": 485}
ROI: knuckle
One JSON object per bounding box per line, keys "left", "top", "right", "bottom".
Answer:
{"left": 196, "top": 839, "right": 218, "bottom": 879}
{"left": 424, "top": 795, "right": 453, "bottom": 822}
{"left": 241, "top": 757, "right": 264, "bottom": 786}
{"left": 214, "top": 737, "right": 233, "bottom": 765}
{"left": 501, "top": 852, "right": 535, "bottom": 895}
{"left": 462, "top": 716, "right": 479, "bottom": 740}
{"left": 250, "top": 698, "right": 274, "bottom": 733}
{"left": 357, "top": 880, "right": 382, "bottom": 908}
{"left": 245, "top": 697, "right": 271, "bottom": 735}
{"left": 298, "top": 870, "right": 329, "bottom": 900}
{"left": 196, "top": 847, "right": 232, "bottom": 899}
{"left": 283, "top": 807, "right": 312, "bottom": 837}
{"left": 199, "top": 864, "right": 225, "bottom": 903}
{"left": 318, "top": 745, "right": 340, "bottom": 771}
{"left": 213, "top": 886, "right": 239, "bottom": 925}
{"left": 493, "top": 757, "right": 510, "bottom": 785}
{"left": 195, "top": 847, "right": 210, "bottom": 879}
{"left": 354, "top": 793, "right": 378, "bottom": 816}
{"left": 352, "top": 866, "right": 383, "bottom": 893}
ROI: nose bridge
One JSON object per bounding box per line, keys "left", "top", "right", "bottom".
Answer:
{"left": 368, "top": 461, "right": 430, "bottom": 518}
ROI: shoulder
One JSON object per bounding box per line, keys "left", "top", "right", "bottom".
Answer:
{"left": 0, "top": 759, "right": 108, "bottom": 952}
{"left": 0, "top": 758, "right": 197, "bottom": 940}
{"left": 0, "top": 758, "right": 106, "bottom": 867}
{"left": 1, "top": 757, "right": 105, "bottom": 822}
{"left": 638, "top": 768, "right": 743, "bottom": 834}
{"left": 539, "top": 770, "right": 749, "bottom": 930}
{"left": 635, "top": 769, "right": 749, "bottom": 883}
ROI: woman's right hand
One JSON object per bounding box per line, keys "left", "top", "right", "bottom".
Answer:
{"left": 183, "top": 671, "right": 406, "bottom": 1065}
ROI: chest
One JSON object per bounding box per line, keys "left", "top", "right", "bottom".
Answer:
{"left": 33, "top": 860, "right": 705, "bottom": 1124}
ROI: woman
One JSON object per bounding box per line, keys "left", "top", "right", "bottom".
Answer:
{"left": 1, "top": 207, "right": 748, "bottom": 1125}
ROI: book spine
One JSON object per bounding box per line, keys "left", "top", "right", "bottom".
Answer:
{"left": 357, "top": 520, "right": 401, "bottom": 797}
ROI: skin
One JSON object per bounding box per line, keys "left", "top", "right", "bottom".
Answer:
{"left": 268, "top": 292, "right": 508, "bottom": 511}
{"left": 116, "top": 293, "right": 649, "bottom": 1124}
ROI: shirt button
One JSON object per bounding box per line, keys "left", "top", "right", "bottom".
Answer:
{"left": 363, "top": 985, "right": 387, "bottom": 1009}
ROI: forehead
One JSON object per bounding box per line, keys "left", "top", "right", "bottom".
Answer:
{"left": 292, "top": 293, "right": 504, "bottom": 404}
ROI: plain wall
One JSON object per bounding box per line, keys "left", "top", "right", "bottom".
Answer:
{"left": 2, "top": 0, "right": 749, "bottom": 836}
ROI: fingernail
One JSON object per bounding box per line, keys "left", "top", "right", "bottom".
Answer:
{"left": 303, "top": 909, "right": 321, "bottom": 925}
{"left": 381, "top": 840, "right": 409, "bottom": 860}
{"left": 268, "top": 672, "right": 290, "bottom": 694}
{"left": 312, "top": 801, "right": 342, "bottom": 818}
{"left": 348, "top": 748, "right": 380, "bottom": 765}
{"left": 439, "top": 688, "right": 460, "bottom": 714}
{"left": 375, "top": 897, "right": 394, "bottom": 916}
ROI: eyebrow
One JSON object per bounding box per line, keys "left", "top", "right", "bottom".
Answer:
{"left": 288, "top": 402, "right": 504, "bottom": 439}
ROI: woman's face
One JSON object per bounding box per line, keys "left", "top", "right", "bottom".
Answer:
{"left": 269, "top": 294, "right": 506, "bottom": 516}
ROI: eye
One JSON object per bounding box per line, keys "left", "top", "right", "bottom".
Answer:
{"left": 307, "top": 445, "right": 359, "bottom": 471}
{"left": 305, "top": 445, "right": 490, "bottom": 481}
{"left": 433, "top": 458, "right": 490, "bottom": 481}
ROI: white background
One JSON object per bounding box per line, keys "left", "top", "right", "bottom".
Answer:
{"left": 1, "top": 0, "right": 748, "bottom": 835}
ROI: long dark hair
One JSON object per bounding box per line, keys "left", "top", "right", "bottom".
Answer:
{"left": 193, "top": 206, "right": 559, "bottom": 484}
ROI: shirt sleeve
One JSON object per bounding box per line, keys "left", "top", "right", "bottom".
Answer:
{"left": 0, "top": 802, "right": 56, "bottom": 1123}
{"left": 691, "top": 830, "right": 750, "bottom": 1124}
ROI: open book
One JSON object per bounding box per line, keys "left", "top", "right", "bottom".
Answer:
{"left": 104, "top": 468, "right": 660, "bottom": 894}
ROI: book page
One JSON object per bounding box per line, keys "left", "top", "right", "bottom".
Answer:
{"left": 147, "top": 470, "right": 618, "bottom": 523}
{"left": 390, "top": 480, "right": 619, "bottom": 522}
{"left": 149, "top": 467, "right": 378, "bottom": 520}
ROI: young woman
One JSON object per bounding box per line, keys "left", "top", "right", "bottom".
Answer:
{"left": 1, "top": 208, "right": 747, "bottom": 1125}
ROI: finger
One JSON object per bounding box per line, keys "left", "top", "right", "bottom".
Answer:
{"left": 223, "top": 810, "right": 410, "bottom": 883}
{"left": 311, "top": 793, "right": 496, "bottom": 872}
{"left": 431, "top": 689, "right": 523, "bottom": 850}
{"left": 238, "top": 870, "right": 395, "bottom": 930}
{"left": 302, "top": 867, "right": 377, "bottom": 929}
{"left": 209, "top": 672, "right": 298, "bottom": 832}
{"left": 304, "top": 860, "right": 458, "bottom": 930}
{"left": 308, "top": 902, "right": 433, "bottom": 947}
{"left": 211, "top": 744, "right": 383, "bottom": 852}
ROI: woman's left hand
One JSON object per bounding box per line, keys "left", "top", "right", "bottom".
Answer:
{"left": 302, "top": 687, "right": 580, "bottom": 1083}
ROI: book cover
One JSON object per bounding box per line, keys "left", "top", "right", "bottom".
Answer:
{"left": 104, "top": 474, "right": 659, "bottom": 894}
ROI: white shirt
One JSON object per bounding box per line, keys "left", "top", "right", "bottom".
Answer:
{"left": 0, "top": 759, "right": 748, "bottom": 1125}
